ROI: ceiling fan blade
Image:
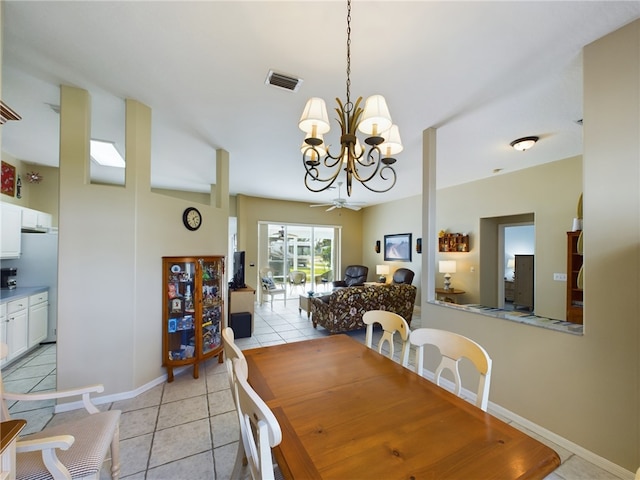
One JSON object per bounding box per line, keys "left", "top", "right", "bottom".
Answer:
{"left": 310, "top": 203, "right": 332, "bottom": 208}
{"left": 344, "top": 205, "right": 362, "bottom": 211}
{"left": 326, "top": 206, "right": 337, "bottom": 212}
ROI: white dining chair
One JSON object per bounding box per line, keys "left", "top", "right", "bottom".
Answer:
{"left": 363, "top": 310, "right": 411, "bottom": 367}
{"left": 221, "top": 327, "right": 248, "bottom": 479}
{"left": 409, "top": 328, "right": 492, "bottom": 411}
{"left": 0, "top": 343, "right": 122, "bottom": 480}
{"left": 232, "top": 358, "right": 283, "bottom": 480}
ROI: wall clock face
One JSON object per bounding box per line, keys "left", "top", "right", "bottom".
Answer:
{"left": 183, "top": 207, "right": 202, "bottom": 231}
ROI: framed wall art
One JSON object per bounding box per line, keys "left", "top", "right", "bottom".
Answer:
{"left": 1, "top": 161, "right": 16, "bottom": 197}
{"left": 384, "top": 233, "right": 412, "bottom": 262}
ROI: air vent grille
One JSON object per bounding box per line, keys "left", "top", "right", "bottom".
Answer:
{"left": 265, "top": 70, "right": 303, "bottom": 92}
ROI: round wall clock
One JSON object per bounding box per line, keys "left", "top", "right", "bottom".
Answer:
{"left": 182, "top": 207, "right": 202, "bottom": 231}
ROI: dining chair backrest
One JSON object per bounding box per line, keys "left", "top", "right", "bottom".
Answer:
{"left": 222, "top": 327, "right": 247, "bottom": 391}
{"left": 409, "top": 328, "right": 492, "bottom": 411}
{"left": 232, "top": 358, "right": 282, "bottom": 480}
{"left": 363, "top": 310, "right": 411, "bottom": 367}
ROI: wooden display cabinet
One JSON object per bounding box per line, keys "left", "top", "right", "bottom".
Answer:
{"left": 438, "top": 233, "right": 469, "bottom": 252}
{"left": 566, "top": 231, "right": 583, "bottom": 324}
{"left": 162, "top": 256, "right": 225, "bottom": 382}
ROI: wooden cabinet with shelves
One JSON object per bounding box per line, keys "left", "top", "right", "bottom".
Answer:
{"left": 162, "top": 256, "right": 225, "bottom": 382}
{"left": 438, "top": 233, "right": 469, "bottom": 252}
{"left": 566, "top": 231, "right": 583, "bottom": 324}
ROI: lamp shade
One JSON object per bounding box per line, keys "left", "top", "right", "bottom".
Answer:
{"left": 507, "top": 258, "right": 515, "bottom": 269}
{"left": 379, "top": 124, "right": 403, "bottom": 156}
{"left": 376, "top": 265, "right": 390, "bottom": 275}
{"left": 358, "top": 94, "right": 392, "bottom": 136}
{"left": 439, "top": 260, "right": 457, "bottom": 274}
{"left": 299, "top": 97, "right": 331, "bottom": 135}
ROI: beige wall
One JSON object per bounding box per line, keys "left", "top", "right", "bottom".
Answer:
{"left": 235, "top": 194, "right": 363, "bottom": 292}
{"left": 56, "top": 86, "right": 229, "bottom": 394}
{"left": 422, "top": 21, "right": 639, "bottom": 471}
{"left": 437, "top": 156, "right": 582, "bottom": 319}
{"left": 362, "top": 196, "right": 422, "bottom": 304}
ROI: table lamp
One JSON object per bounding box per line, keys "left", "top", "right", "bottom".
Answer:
{"left": 376, "top": 265, "right": 390, "bottom": 283}
{"left": 507, "top": 258, "right": 515, "bottom": 280}
{"left": 439, "top": 260, "right": 457, "bottom": 291}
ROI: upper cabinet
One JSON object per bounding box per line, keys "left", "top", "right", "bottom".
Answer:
{"left": 1, "top": 203, "right": 22, "bottom": 259}
{"left": 21, "top": 207, "right": 52, "bottom": 232}
{"left": 0, "top": 205, "right": 54, "bottom": 259}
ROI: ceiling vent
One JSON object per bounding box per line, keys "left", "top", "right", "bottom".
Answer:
{"left": 265, "top": 70, "right": 303, "bottom": 93}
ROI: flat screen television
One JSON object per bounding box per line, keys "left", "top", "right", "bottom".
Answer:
{"left": 232, "top": 251, "right": 246, "bottom": 289}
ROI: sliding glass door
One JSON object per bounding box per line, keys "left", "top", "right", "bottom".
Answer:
{"left": 259, "top": 223, "right": 340, "bottom": 301}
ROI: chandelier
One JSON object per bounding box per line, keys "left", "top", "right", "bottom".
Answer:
{"left": 298, "top": 0, "right": 402, "bottom": 197}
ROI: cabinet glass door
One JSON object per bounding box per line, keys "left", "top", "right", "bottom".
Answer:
{"left": 166, "top": 260, "right": 196, "bottom": 361}
{"left": 199, "top": 258, "right": 223, "bottom": 355}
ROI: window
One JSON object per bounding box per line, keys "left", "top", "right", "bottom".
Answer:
{"left": 259, "top": 223, "right": 340, "bottom": 295}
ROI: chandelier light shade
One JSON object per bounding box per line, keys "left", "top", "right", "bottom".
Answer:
{"left": 298, "top": 0, "right": 402, "bottom": 197}
{"left": 510, "top": 136, "right": 539, "bottom": 151}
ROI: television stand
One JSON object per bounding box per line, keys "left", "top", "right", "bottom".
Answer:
{"left": 228, "top": 287, "right": 255, "bottom": 334}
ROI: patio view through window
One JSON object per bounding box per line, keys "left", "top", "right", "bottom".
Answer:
{"left": 259, "top": 223, "right": 340, "bottom": 297}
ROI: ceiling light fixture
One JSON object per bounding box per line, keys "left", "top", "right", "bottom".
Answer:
{"left": 510, "top": 136, "right": 539, "bottom": 152}
{"left": 90, "top": 139, "right": 125, "bottom": 168}
{"left": 298, "top": 0, "right": 402, "bottom": 197}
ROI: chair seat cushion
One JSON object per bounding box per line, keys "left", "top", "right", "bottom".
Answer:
{"left": 17, "top": 410, "right": 120, "bottom": 480}
{"left": 262, "top": 277, "right": 277, "bottom": 290}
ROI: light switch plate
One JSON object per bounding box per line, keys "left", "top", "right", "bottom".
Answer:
{"left": 553, "top": 273, "right": 567, "bottom": 281}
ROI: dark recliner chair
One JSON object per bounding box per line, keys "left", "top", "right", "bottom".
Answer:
{"left": 392, "top": 268, "right": 415, "bottom": 285}
{"left": 333, "top": 265, "right": 369, "bottom": 289}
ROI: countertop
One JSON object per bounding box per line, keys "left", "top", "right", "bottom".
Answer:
{"left": 0, "top": 286, "right": 48, "bottom": 303}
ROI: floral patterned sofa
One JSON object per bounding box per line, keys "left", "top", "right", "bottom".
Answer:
{"left": 309, "top": 283, "right": 417, "bottom": 334}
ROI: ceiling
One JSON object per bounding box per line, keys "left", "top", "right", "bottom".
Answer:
{"left": 2, "top": 1, "right": 639, "bottom": 207}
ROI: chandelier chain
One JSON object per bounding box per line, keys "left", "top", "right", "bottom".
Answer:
{"left": 345, "top": 0, "right": 352, "bottom": 109}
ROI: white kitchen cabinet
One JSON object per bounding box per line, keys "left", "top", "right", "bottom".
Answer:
{"left": 0, "top": 203, "right": 22, "bottom": 259}
{"left": 6, "top": 298, "right": 28, "bottom": 361}
{"left": 21, "top": 207, "right": 52, "bottom": 232}
{"left": 28, "top": 291, "right": 48, "bottom": 348}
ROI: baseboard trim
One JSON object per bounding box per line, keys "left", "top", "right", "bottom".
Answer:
{"left": 53, "top": 365, "right": 190, "bottom": 414}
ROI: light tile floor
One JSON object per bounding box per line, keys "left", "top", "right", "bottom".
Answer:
{"left": 1, "top": 298, "right": 630, "bottom": 480}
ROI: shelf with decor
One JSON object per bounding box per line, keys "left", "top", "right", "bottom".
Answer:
{"left": 566, "top": 231, "right": 583, "bottom": 324}
{"left": 438, "top": 233, "right": 469, "bottom": 252}
{"left": 162, "top": 256, "right": 225, "bottom": 382}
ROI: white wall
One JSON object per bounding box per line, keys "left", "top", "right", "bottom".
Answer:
{"left": 57, "top": 86, "right": 229, "bottom": 395}
{"left": 421, "top": 20, "right": 640, "bottom": 472}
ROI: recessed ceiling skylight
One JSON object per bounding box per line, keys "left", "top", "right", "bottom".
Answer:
{"left": 90, "top": 139, "right": 125, "bottom": 168}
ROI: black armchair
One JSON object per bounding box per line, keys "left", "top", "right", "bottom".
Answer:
{"left": 333, "top": 265, "right": 369, "bottom": 289}
{"left": 392, "top": 268, "right": 415, "bottom": 285}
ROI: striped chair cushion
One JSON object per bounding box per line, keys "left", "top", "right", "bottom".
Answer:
{"left": 16, "top": 410, "right": 120, "bottom": 480}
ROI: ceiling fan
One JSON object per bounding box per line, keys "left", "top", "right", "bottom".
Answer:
{"left": 310, "top": 182, "right": 365, "bottom": 211}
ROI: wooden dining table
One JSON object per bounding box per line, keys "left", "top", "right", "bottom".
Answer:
{"left": 244, "top": 334, "right": 560, "bottom": 480}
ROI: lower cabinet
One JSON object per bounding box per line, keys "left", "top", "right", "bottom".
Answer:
{"left": 1, "top": 290, "right": 49, "bottom": 366}
{"left": 6, "top": 298, "right": 29, "bottom": 362}
{"left": 28, "top": 292, "right": 48, "bottom": 347}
